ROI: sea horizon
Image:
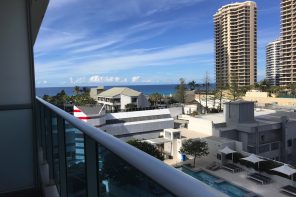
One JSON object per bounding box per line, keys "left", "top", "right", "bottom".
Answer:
{"left": 36, "top": 83, "right": 216, "bottom": 97}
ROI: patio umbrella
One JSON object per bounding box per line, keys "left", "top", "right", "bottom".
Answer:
{"left": 240, "top": 154, "right": 265, "bottom": 169}
{"left": 219, "top": 146, "right": 236, "bottom": 162}
{"left": 271, "top": 164, "right": 296, "bottom": 181}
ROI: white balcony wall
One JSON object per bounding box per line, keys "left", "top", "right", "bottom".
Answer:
{"left": 0, "top": 0, "right": 48, "bottom": 194}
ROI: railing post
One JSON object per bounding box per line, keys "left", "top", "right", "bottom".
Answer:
{"left": 40, "top": 104, "right": 47, "bottom": 160}
{"left": 57, "top": 116, "right": 67, "bottom": 197}
{"left": 35, "top": 101, "right": 41, "bottom": 148}
{"left": 45, "top": 108, "right": 54, "bottom": 181}
{"left": 85, "top": 135, "right": 98, "bottom": 197}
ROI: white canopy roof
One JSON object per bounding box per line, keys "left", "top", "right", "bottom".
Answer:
{"left": 271, "top": 164, "right": 296, "bottom": 176}
{"left": 241, "top": 154, "right": 265, "bottom": 164}
{"left": 219, "top": 146, "right": 236, "bottom": 155}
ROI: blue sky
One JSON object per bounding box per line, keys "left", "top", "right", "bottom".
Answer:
{"left": 34, "top": 0, "right": 281, "bottom": 87}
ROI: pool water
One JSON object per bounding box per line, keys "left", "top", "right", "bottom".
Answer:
{"left": 178, "top": 167, "right": 253, "bottom": 197}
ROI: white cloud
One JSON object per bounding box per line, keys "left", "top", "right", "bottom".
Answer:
{"left": 89, "top": 75, "right": 128, "bottom": 83}
{"left": 131, "top": 76, "right": 141, "bottom": 82}
{"left": 69, "top": 77, "right": 86, "bottom": 84}
{"left": 77, "top": 39, "right": 213, "bottom": 74}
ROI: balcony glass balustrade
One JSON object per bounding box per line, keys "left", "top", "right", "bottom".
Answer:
{"left": 36, "top": 97, "right": 221, "bottom": 197}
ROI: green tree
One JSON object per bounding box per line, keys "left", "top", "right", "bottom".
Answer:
{"left": 43, "top": 89, "right": 96, "bottom": 107}
{"left": 211, "top": 90, "right": 218, "bottom": 110}
{"left": 74, "top": 86, "right": 80, "bottom": 95}
{"left": 149, "top": 92, "right": 163, "bottom": 106}
{"left": 258, "top": 79, "right": 271, "bottom": 92}
{"left": 179, "top": 139, "right": 209, "bottom": 167}
{"left": 288, "top": 83, "right": 296, "bottom": 97}
{"left": 227, "top": 73, "right": 244, "bottom": 101}
{"left": 127, "top": 140, "right": 164, "bottom": 161}
{"left": 269, "top": 86, "right": 283, "bottom": 96}
{"left": 175, "top": 78, "right": 187, "bottom": 103}
{"left": 215, "top": 84, "right": 225, "bottom": 112}
{"left": 228, "top": 83, "right": 243, "bottom": 101}
{"left": 188, "top": 80, "right": 196, "bottom": 91}
{"left": 81, "top": 87, "right": 90, "bottom": 94}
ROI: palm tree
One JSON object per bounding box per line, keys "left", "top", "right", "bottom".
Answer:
{"left": 175, "top": 78, "right": 187, "bottom": 103}
{"left": 258, "top": 79, "right": 270, "bottom": 92}
{"left": 188, "top": 80, "right": 196, "bottom": 91}
{"left": 149, "top": 93, "right": 163, "bottom": 106}
{"left": 74, "top": 86, "right": 80, "bottom": 95}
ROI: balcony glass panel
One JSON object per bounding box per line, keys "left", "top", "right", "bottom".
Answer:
{"left": 98, "top": 145, "right": 173, "bottom": 197}
{"left": 65, "top": 122, "right": 87, "bottom": 197}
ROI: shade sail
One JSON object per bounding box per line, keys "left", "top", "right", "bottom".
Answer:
{"left": 241, "top": 154, "right": 265, "bottom": 164}
{"left": 219, "top": 146, "right": 236, "bottom": 155}
{"left": 271, "top": 164, "right": 296, "bottom": 176}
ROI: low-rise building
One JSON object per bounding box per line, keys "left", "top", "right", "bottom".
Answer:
{"left": 73, "top": 105, "right": 182, "bottom": 141}
{"left": 91, "top": 87, "right": 149, "bottom": 111}
{"left": 189, "top": 101, "right": 296, "bottom": 164}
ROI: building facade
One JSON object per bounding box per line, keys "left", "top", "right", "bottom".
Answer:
{"left": 73, "top": 105, "right": 178, "bottom": 141}
{"left": 214, "top": 1, "right": 257, "bottom": 88}
{"left": 266, "top": 39, "right": 281, "bottom": 86}
{"left": 218, "top": 101, "right": 296, "bottom": 164}
{"left": 280, "top": 0, "right": 296, "bottom": 86}
{"left": 90, "top": 87, "right": 149, "bottom": 111}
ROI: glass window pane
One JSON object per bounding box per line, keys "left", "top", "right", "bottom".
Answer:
{"left": 98, "top": 145, "right": 174, "bottom": 197}
{"left": 65, "top": 122, "right": 86, "bottom": 197}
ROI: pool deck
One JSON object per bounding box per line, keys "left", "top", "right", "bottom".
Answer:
{"left": 176, "top": 156, "right": 294, "bottom": 197}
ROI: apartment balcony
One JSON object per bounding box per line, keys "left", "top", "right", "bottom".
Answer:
{"left": 34, "top": 97, "right": 221, "bottom": 197}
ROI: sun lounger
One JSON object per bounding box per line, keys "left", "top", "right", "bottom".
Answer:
{"left": 247, "top": 173, "right": 271, "bottom": 184}
{"left": 281, "top": 185, "right": 296, "bottom": 196}
{"left": 207, "top": 162, "right": 220, "bottom": 171}
{"left": 222, "top": 163, "right": 243, "bottom": 173}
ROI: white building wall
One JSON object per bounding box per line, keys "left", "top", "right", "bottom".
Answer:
{"left": 120, "top": 94, "right": 131, "bottom": 109}
{"left": 89, "top": 88, "right": 98, "bottom": 100}
{"left": 0, "top": 0, "right": 49, "bottom": 193}
{"left": 188, "top": 117, "right": 213, "bottom": 136}
{"left": 184, "top": 104, "right": 197, "bottom": 114}
{"left": 102, "top": 118, "right": 174, "bottom": 136}
{"left": 106, "top": 109, "right": 171, "bottom": 119}
{"left": 168, "top": 107, "right": 183, "bottom": 118}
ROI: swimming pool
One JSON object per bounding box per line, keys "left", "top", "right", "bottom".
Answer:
{"left": 178, "top": 167, "right": 256, "bottom": 197}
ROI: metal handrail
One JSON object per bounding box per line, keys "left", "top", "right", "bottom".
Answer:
{"left": 36, "top": 97, "right": 223, "bottom": 197}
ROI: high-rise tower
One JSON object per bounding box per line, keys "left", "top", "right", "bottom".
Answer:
{"left": 280, "top": 0, "right": 296, "bottom": 86}
{"left": 266, "top": 39, "right": 281, "bottom": 86}
{"left": 214, "top": 1, "right": 257, "bottom": 88}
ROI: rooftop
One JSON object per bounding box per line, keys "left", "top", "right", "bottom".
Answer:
{"left": 196, "top": 113, "right": 225, "bottom": 124}
{"left": 76, "top": 105, "right": 103, "bottom": 116}
{"left": 195, "top": 108, "right": 288, "bottom": 125}
{"left": 98, "top": 87, "right": 141, "bottom": 97}
{"left": 205, "top": 136, "right": 236, "bottom": 144}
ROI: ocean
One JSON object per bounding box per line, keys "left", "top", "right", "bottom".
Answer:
{"left": 36, "top": 84, "right": 178, "bottom": 97}
{"left": 36, "top": 84, "right": 216, "bottom": 97}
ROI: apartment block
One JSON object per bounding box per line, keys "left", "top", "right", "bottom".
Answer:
{"left": 215, "top": 1, "right": 257, "bottom": 88}
{"left": 266, "top": 39, "right": 281, "bottom": 86}
{"left": 280, "top": 0, "right": 296, "bottom": 86}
